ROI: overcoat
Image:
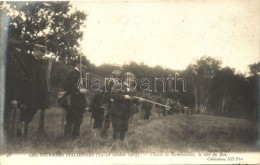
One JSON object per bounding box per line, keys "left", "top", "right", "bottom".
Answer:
{"left": 109, "top": 84, "right": 140, "bottom": 118}
{"left": 64, "top": 69, "right": 88, "bottom": 109}
{"left": 6, "top": 52, "right": 49, "bottom": 110}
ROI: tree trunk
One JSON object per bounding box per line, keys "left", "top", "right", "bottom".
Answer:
{"left": 225, "top": 101, "right": 228, "bottom": 116}
{"left": 221, "top": 96, "right": 225, "bottom": 116}
{"left": 194, "top": 87, "right": 199, "bottom": 113}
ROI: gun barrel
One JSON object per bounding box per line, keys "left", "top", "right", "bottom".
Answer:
{"left": 134, "top": 96, "right": 171, "bottom": 109}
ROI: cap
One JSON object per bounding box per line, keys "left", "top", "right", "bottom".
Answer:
{"left": 112, "top": 64, "right": 123, "bottom": 76}
{"left": 124, "top": 72, "right": 136, "bottom": 82}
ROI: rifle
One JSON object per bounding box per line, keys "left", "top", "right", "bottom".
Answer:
{"left": 133, "top": 96, "right": 172, "bottom": 110}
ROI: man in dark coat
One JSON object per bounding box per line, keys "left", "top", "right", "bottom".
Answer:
{"left": 100, "top": 67, "right": 123, "bottom": 138}
{"left": 63, "top": 58, "right": 88, "bottom": 140}
{"left": 5, "top": 37, "right": 49, "bottom": 138}
{"left": 109, "top": 72, "right": 141, "bottom": 141}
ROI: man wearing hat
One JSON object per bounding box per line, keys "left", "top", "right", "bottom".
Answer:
{"left": 100, "top": 66, "right": 123, "bottom": 138}
{"left": 5, "top": 36, "right": 49, "bottom": 139}
{"left": 108, "top": 71, "right": 141, "bottom": 141}
{"left": 63, "top": 57, "right": 88, "bottom": 140}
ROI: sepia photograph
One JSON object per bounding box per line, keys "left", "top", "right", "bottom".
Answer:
{"left": 0, "top": 0, "right": 259, "bottom": 164}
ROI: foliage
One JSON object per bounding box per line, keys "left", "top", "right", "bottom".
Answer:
{"left": 3, "top": 1, "right": 86, "bottom": 61}
{"left": 187, "top": 56, "right": 222, "bottom": 113}
{"left": 249, "top": 62, "right": 260, "bottom": 76}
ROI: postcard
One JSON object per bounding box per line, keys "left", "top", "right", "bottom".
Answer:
{"left": 0, "top": 0, "right": 259, "bottom": 164}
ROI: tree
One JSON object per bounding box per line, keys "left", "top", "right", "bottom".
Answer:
{"left": 209, "top": 67, "right": 235, "bottom": 115}
{"left": 188, "top": 56, "right": 222, "bottom": 113}
{"left": 247, "top": 61, "right": 260, "bottom": 120}
{"left": 2, "top": 1, "right": 86, "bottom": 61}
{"left": 249, "top": 62, "right": 260, "bottom": 76}
{"left": 176, "top": 69, "right": 195, "bottom": 108}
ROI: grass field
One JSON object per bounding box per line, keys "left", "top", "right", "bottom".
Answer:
{"left": 4, "top": 107, "right": 259, "bottom": 154}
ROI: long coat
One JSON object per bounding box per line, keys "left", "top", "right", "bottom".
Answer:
{"left": 64, "top": 68, "right": 88, "bottom": 109}
{"left": 6, "top": 51, "right": 49, "bottom": 110}
{"left": 109, "top": 84, "right": 140, "bottom": 119}
{"left": 29, "top": 57, "right": 49, "bottom": 109}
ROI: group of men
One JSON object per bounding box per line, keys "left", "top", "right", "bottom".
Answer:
{"left": 5, "top": 40, "right": 143, "bottom": 142}
{"left": 69, "top": 62, "right": 142, "bottom": 141}
{"left": 5, "top": 40, "right": 187, "bottom": 142}
{"left": 5, "top": 36, "right": 182, "bottom": 143}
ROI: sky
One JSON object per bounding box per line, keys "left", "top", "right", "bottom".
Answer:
{"left": 72, "top": 0, "right": 259, "bottom": 74}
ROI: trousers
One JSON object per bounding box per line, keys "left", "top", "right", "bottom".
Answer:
{"left": 111, "top": 115, "right": 129, "bottom": 141}
{"left": 64, "top": 106, "right": 84, "bottom": 139}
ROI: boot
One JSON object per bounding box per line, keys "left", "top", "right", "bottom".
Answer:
{"left": 100, "top": 118, "right": 110, "bottom": 138}
{"left": 112, "top": 131, "right": 120, "bottom": 141}
{"left": 21, "top": 122, "right": 28, "bottom": 137}
{"left": 100, "top": 129, "right": 108, "bottom": 138}
{"left": 24, "top": 123, "right": 28, "bottom": 137}
{"left": 72, "top": 123, "right": 81, "bottom": 140}
{"left": 17, "top": 122, "right": 27, "bottom": 139}
{"left": 119, "top": 132, "right": 125, "bottom": 141}
{"left": 64, "top": 122, "right": 72, "bottom": 138}
{"left": 17, "top": 122, "right": 22, "bottom": 138}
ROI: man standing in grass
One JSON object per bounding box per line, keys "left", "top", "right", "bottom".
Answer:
{"left": 100, "top": 66, "right": 123, "bottom": 138}
{"left": 5, "top": 36, "right": 49, "bottom": 139}
{"left": 109, "top": 72, "right": 141, "bottom": 141}
{"left": 63, "top": 58, "right": 88, "bottom": 140}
